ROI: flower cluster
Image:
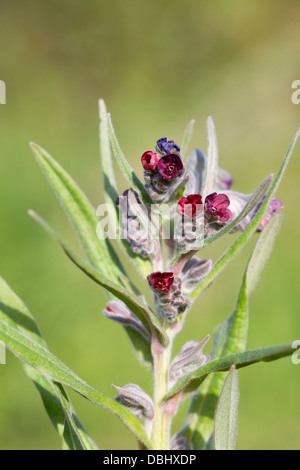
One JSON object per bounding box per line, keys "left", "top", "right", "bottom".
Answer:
{"left": 142, "top": 138, "right": 186, "bottom": 202}
{"left": 147, "top": 272, "right": 190, "bottom": 323}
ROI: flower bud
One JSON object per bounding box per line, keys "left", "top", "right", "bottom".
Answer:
{"left": 103, "top": 301, "right": 150, "bottom": 340}
{"left": 148, "top": 274, "right": 190, "bottom": 323}
{"left": 141, "top": 151, "right": 160, "bottom": 173}
{"left": 257, "top": 198, "right": 283, "bottom": 232}
{"left": 180, "top": 257, "right": 212, "bottom": 294}
{"left": 184, "top": 149, "right": 206, "bottom": 196}
{"left": 156, "top": 137, "right": 181, "bottom": 156}
{"left": 217, "top": 167, "right": 233, "bottom": 190}
{"left": 143, "top": 145, "right": 186, "bottom": 203}
{"left": 169, "top": 335, "right": 210, "bottom": 383}
{"left": 113, "top": 384, "right": 154, "bottom": 420}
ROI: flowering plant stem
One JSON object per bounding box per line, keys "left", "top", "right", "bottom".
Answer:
{"left": 0, "top": 100, "right": 298, "bottom": 450}
{"left": 151, "top": 329, "right": 173, "bottom": 449}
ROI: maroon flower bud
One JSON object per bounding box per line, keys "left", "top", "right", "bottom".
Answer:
{"left": 205, "top": 192, "right": 232, "bottom": 222}
{"left": 157, "top": 154, "right": 184, "bottom": 180}
{"left": 147, "top": 272, "right": 174, "bottom": 293}
{"left": 141, "top": 151, "right": 160, "bottom": 172}
{"left": 177, "top": 194, "right": 203, "bottom": 218}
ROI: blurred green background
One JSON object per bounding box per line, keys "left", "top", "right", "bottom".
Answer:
{"left": 0, "top": 0, "right": 299, "bottom": 450}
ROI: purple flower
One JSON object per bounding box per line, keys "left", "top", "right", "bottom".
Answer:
{"left": 156, "top": 137, "right": 180, "bottom": 155}
{"left": 157, "top": 154, "right": 184, "bottom": 180}
{"left": 205, "top": 192, "right": 232, "bottom": 222}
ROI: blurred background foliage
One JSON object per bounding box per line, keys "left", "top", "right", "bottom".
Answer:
{"left": 0, "top": 0, "right": 299, "bottom": 450}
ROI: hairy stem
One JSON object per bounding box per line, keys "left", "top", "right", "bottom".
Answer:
{"left": 151, "top": 332, "right": 172, "bottom": 449}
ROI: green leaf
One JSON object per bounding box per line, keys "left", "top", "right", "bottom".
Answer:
{"left": 0, "top": 276, "right": 97, "bottom": 450}
{"left": 107, "top": 114, "right": 151, "bottom": 204}
{"left": 214, "top": 366, "right": 239, "bottom": 450}
{"left": 0, "top": 319, "right": 152, "bottom": 449}
{"left": 202, "top": 117, "right": 219, "bottom": 198}
{"left": 164, "top": 343, "right": 294, "bottom": 402}
{"left": 190, "top": 128, "right": 300, "bottom": 300}
{"left": 246, "top": 208, "right": 284, "bottom": 296}
{"left": 185, "top": 208, "right": 284, "bottom": 449}
{"left": 204, "top": 174, "right": 273, "bottom": 246}
{"left": 181, "top": 119, "right": 195, "bottom": 158}
{"left": 30, "top": 142, "right": 125, "bottom": 286}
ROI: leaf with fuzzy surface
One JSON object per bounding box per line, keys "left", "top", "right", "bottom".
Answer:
{"left": 181, "top": 119, "right": 195, "bottom": 159}
{"left": 0, "top": 319, "right": 152, "bottom": 449}
{"left": 107, "top": 113, "right": 151, "bottom": 204}
{"left": 191, "top": 128, "right": 300, "bottom": 300}
{"left": 30, "top": 142, "right": 125, "bottom": 286}
{"left": 0, "top": 276, "right": 97, "bottom": 450}
{"left": 214, "top": 366, "right": 239, "bottom": 450}
{"left": 164, "top": 343, "right": 294, "bottom": 401}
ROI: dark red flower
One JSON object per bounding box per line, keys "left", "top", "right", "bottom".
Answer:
{"left": 177, "top": 194, "right": 203, "bottom": 218}
{"left": 204, "top": 192, "right": 232, "bottom": 222}
{"left": 141, "top": 151, "right": 160, "bottom": 172}
{"left": 147, "top": 272, "right": 174, "bottom": 293}
{"left": 157, "top": 154, "right": 184, "bottom": 180}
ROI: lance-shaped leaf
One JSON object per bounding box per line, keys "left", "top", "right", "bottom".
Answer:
{"left": 164, "top": 343, "right": 295, "bottom": 402}
{"left": 0, "top": 276, "right": 97, "bottom": 450}
{"left": 190, "top": 128, "right": 300, "bottom": 300}
{"left": 204, "top": 174, "right": 273, "bottom": 246}
{"left": 184, "top": 148, "right": 206, "bottom": 196}
{"left": 202, "top": 117, "right": 219, "bottom": 198}
{"left": 107, "top": 113, "right": 151, "bottom": 204}
{"left": 185, "top": 208, "right": 283, "bottom": 449}
{"left": 30, "top": 142, "right": 125, "bottom": 286}
{"left": 214, "top": 366, "right": 239, "bottom": 450}
{"left": 99, "top": 100, "right": 153, "bottom": 278}
{"left": 181, "top": 119, "right": 195, "bottom": 159}
{"left": 0, "top": 319, "right": 152, "bottom": 449}
{"left": 28, "top": 211, "right": 169, "bottom": 346}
